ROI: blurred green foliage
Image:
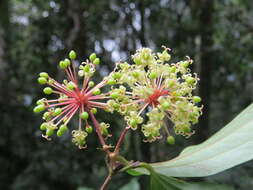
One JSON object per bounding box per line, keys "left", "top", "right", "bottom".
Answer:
{"left": 0, "top": 0, "right": 253, "bottom": 189}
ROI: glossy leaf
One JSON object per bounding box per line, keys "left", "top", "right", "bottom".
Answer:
{"left": 119, "top": 178, "right": 140, "bottom": 190}
{"left": 150, "top": 172, "right": 234, "bottom": 190}
{"left": 137, "top": 103, "right": 253, "bottom": 177}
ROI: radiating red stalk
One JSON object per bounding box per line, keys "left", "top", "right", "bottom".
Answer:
{"left": 88, "top": 95, "right": 109, "bottom": 100}
{"left": 55, "top": 104, "right": 77, "bottom": 125}
{"left": 46, "top": 98, "right": 74, "bottom": 103}
{"left": 88, "top": 101, "right": 107, "bottom": 108}
{"left": 50, "top": 103, "right": 76, "bottom": 123}
{"left": 63, "top": 104, "right": 79, "bottom": 124}
{"left": 81, "top": 77, "right": 90, "bottom": 93}
{"left": 65, "top": 67, "right": 75, "bottom": 83}
{"left": 86, "top": 80, "right": 107, "bottom": 96}
{"left": 47, "top": 100, "right": 76, "bottom": 108}
{"left": 49, "top": 79, "right": 74, "bottom": 97}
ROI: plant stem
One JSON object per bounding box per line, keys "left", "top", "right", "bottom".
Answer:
{"left": 89, "top": 111, "right": 108, "bottom": 152}
{"left": 100, "top": 173, "right": 113, "bottom": 190}
{"left": 114, "top": 126, "right": 130, "bottom": 154}
{"left": 98, "top": 125, "right": 131, "bottom": 189}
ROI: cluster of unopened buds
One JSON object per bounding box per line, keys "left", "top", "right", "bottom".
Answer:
{"left": 34, "top": 47, "right": 203, "bottom": 148}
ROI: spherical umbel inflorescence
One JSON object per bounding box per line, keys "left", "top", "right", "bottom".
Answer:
{"left": 34, "top": 50, "right": 112, "bottom": 149}
{"left": 106, "top": 47, "right": 203, "bottom": 143}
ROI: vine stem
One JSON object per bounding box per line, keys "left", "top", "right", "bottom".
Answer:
{"left": 100, "top": 173, "right": 113, "bottom": 190}
{"left": 114, "top": 126, "right": 130, "bottom": 154}
{"left": 89, "top": 111, "right": 110, "bottom": 154}
{"left": 90, "top": 120, "right": 131, "bottom": 189}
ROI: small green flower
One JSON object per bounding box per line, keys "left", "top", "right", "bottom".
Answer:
{"left": 89, "top": 53, "right": 96, "bottom": 62}
{"left": 38, "top": 77, "right": 47, "bottom": 84}
{"left": 69, "top": 50, "right": 77, "bottom": 60}
{"left": 43, "top": 87, "right": 53, "bottom": 95}
{"left": 93, "top": 58, "right": 100, "bottom": 65}
{"left": 167, "top": 136, "right": 175, "bottom": 145}
{"left": 33, "top": 104, "right": 45, "bottom": 113}
{"left": 107, "top": 47, "right": 203, "bottom": 143}
{"left": 85, "top": 125, "right": 93, "bottom": 133}
{"left": 39, "top": 72, "right": 49, "bottom": 78}
{"left": 80, "top": 112, "right": 89, "bottom": 120}
{"left": 34, "top": 50, "right": 113, "bottom": 148}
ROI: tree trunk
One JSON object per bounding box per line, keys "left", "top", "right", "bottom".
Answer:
{"left": 0, "top": 0, "right": 9, "bottom": 76}
{"left": 191, "top": 0, "right": 215, "bottom": 144}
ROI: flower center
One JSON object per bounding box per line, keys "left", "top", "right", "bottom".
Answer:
{"left": 75, "top": 90, "right": 88, "bottom": 106}
{"left": 146, "top": 89, "right": 169, "bottom": 106}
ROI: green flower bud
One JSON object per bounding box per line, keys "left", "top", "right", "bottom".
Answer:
{"left": 83, "top": 65, "right": 90, "bottom": 72}
{"left": 69, "top": 50, "right": 77, "bottom": 60}
{"left": 107, "top": 79, "right": 116, "bottom": 85}
{"left": 54, "top": 108, "right": 62, "bottom": 115}
{"left": 186, "top": 77, "right": 195, "bottom": 85}
{"left": 93, "top": 58, "right": 100, "bottom": 65}
{"left": 91, "top": 108, "right": 97, "bottom": 114}
{"left": 67, "top": 82, "right": 75, "bottom": 90}
{"left": 112, "top": 73, "right": 122, "bottom": 80}
{"left": 33, "top": 105, "right": 45, "bottom": 113}
{"left": 59, "top": 60, "right": 68, "bottom": 69}
{"left": 48, "top": 79, "right": 53, "bottom": 84}
{"left": 64, "top": 58, "right": 71, "bottom": 66}
{"left": 43, "top": 87, "right": 53, "bottom": 95}
{"left": 43, "top": 112, "right": 51, "bottom": 120}
{"left": 38, "top": 77, "right": 47, "bottom": 85}
{"left": 169, "top": 66, "right": 176, "bottom": 73}
{"left": 101, "top": 128, "right": 109, "bottom": 136}
{"left": 92, "top": 88, "right": 101, "bottom": 95}
{"left": 130, "top": 119, "right": 138, "bottom": 127}
{"left": 167, "top": 80, "right": 175, "bottom": 88}
{"left": 39, "top": 72, "right": 49, "bottom": 78}
{"left": 162, "top": 102, "right": 170, "bottom": 110}
{"left": 112, "top": 102, "right": 120, "bottom": 109}
{"left": 88, "top": 81, "right": 94, "bottom": 87}
{"left": 143, "top": 52, "right": 149, "bottom": 60}
{"left": 46, "top": 129, "right": 54, "bottom": 136}
{"left": 167, "top": 136, "right": 175, "bottom": 145}
{"left": 193, "top": 96, "right": 201, "bottom": 103}
{"left": 183, "top": 126, "right": 191, "bottom": 133}
{"left": 85, "top": 125, "right": 93, "bottom": 134}
{"left": 89, "top": 53, "right": 96, "bottom": 62}
{"left": 132, "top": 71, "right": 140, "bottom": 78}
{"left": 57, "top": 130, "right": 64, "bottom": 136}
{"left": 110, "top": 92, "right": 119, "bottom": 99}
{"left": 149, "top": 72, "right": 158, "bottom": 79}
{"left": 59, "top": 124, "right": 68, "bottom": 133}
{"left": 36, "top": 99, "right": 45, "bottom": 105}
{"left": 40, "top": 123, "right": 48, "bottom": 130}
{"left": 133, "top": 57, "right": 142, "bottom": 65}
{"left": 80, "top": 111, "right": 89, "bottom": 120}
{"left": 181, "top": 61, "right": 189, "bottom": 68}
{"left": 161, "top": 50, "right": 171, "bottom": 61}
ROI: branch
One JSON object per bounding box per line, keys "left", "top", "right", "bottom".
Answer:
{"left": 114, "top": 126, "right": 130, "bottom": 154}
{"left": 100, "top": 173, "right": 113, "bottom": 190}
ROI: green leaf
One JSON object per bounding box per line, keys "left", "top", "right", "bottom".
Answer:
{"left": 150, "top": 172, "right": 234, "bottom": 190}
{"left": 137, "top": 103, "right": 253, "bottom": 177}
{"left": 119, "top": 178, "right": 140, "bottom": 190}
{"left": 150, "top": 173, "right": 181, "bottom": 190}
{"left": 126, "top": 169, "right": 144, "bottom": 176}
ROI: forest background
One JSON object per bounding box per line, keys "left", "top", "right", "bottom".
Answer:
{"left": 0, "top": 0, "right": 253, "bottom": 189}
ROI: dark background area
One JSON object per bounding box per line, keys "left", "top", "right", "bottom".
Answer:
{"left": 0, "top": 0, "right": 253, "bottom": 189}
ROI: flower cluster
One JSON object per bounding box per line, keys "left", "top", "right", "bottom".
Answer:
{"left": 106, "top": 47, "right": 203, "bottom": 143}
{"left": 34, "top": 47, "right": 203, "bottom": 147}
{"left": 34, "top": 51, "right": 111, "bottom": 148}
